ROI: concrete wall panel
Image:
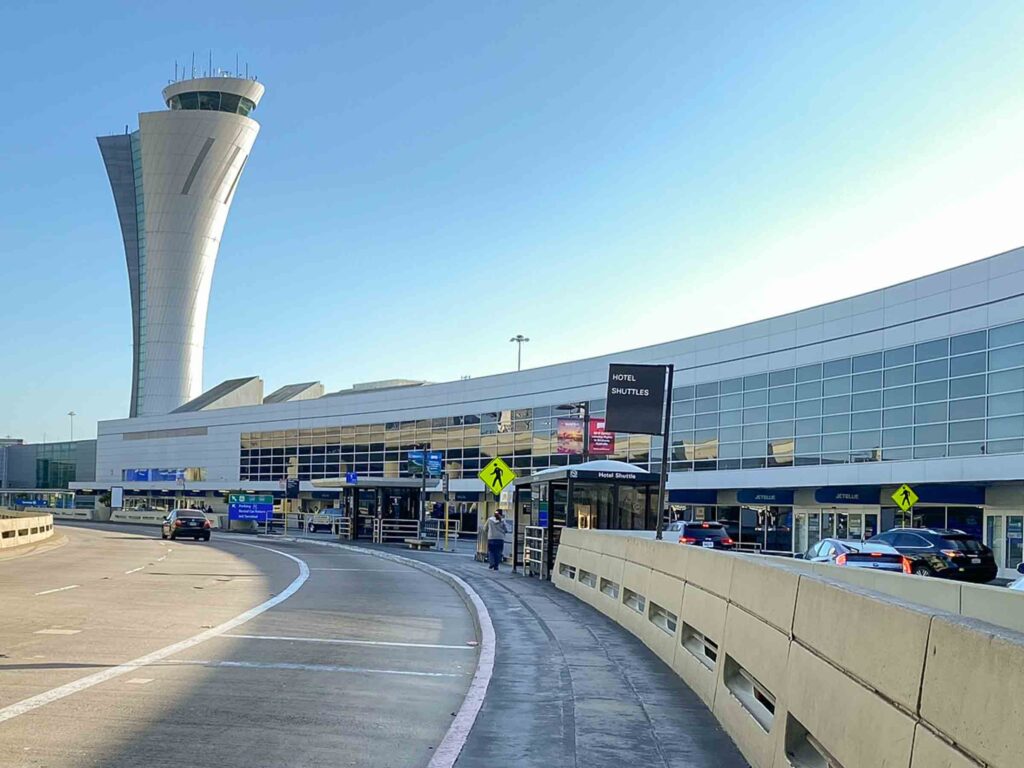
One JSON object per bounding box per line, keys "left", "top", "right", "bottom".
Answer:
{"left": 909, "top": 725, "right": 983, "bottom": 768}
{"left": 684, "top": 544, "right": 735, "bottom": 599}
{"left": 793, "top": 576, "right": 931, "bottom": 712}
{"left": 920, "top": 616, "right": 1024, "bottom": 767}
{"left": 713, "top": 604, "right": 790, "bottom": 768}
{"left": 781, "top": 643, "right": 915, "bottom": 768}
{"left": 959, "top": 582, "right": 1024, "bottom": 635}
{"left": 728, "top": 556, "right": 800, "bottom": 634}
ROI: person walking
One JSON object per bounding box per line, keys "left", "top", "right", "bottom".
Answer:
{"left": 485, "top": 509, "right": 510, "bottom": 571}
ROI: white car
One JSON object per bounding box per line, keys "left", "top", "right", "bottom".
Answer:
{"left": 1009, "top": 562, "right": 1024, "bottom": 591}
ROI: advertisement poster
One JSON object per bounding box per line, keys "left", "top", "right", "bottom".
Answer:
{"left": 588, "top": 418, "right": 615, "bottom": 455}
{"left": 556, "top": 418, "right": 584, "bottom": 454}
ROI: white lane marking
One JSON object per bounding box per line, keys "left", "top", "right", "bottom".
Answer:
{"left": 156, "top": 556, "right": 166, "bottom": 562}
{"left": 34, "top": 585, "right": 79, "bottom": 596}
{"left": 0, "top": 541, "right": 308, "bottom": 725}
{"left": 124, "top": 567, "right": 144, "bottom": 575}
{"left": 125, "top": 678, "right": 152, "bottom": 685}
{"left": 225, "top": 633, "right": 475, "bottom": 651}
{"left": 34, "top": 629, "right": 81, "bottom": 636}
{"left": 165, "top": 659, "right": 465, "bottom": 678}
{"left": 263, "top": 537, "right": 495, "bottom": 768}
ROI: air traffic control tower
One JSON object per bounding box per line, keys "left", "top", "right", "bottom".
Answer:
{"left": 98, "top": 75, "right": 265, "bottom": 417}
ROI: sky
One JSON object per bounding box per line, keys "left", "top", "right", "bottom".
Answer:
{"left": 3, "top": 1, "right": 1024, "bottom": 442}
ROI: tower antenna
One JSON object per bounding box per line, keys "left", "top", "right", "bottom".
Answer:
{"left": 235, "top": 53, "right": 239, "bottom": 77}
{"left": 209, "top": 50, "right": 212, "bottom": 77}
{"left": 174, "top": 59, "right": 178, "bottom": 81}
{"left": 191, "top": 52, "right": 195, "bottom": 78}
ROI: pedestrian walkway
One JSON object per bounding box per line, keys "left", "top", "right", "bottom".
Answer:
{"left": 363, "top": 544, "right": 747, "bottom": 767}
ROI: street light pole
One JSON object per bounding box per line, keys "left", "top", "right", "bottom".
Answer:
{"left": 509, "top": 334, "right": 529, "bottom": 371}
{"left": 67, "top": 411, "right": 76, "bottom": 443}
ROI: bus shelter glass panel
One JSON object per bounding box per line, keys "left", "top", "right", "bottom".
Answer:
{"left": 571, "top": 483, "right": 613, "bottom": 529}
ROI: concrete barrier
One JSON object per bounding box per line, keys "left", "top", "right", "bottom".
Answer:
{"left": 109, "top": 510, "right": 169, "bottom": 526}
{"left": 0, "top": 509, "right": 55, "bottom": 549}
{"left": 555, "top": 529, "right": 1014, "bottom": 768}
{"left": 51, "top": 508, "right": 93, "bottom": 521}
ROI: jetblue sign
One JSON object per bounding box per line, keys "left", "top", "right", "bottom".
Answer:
{"left": 604, "top": 363, "right": 668, "bottom": 435}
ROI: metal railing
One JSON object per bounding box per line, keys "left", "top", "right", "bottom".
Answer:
{"left": 423, "top": 517, "right": 462, "bottom": 551}
{"left": 524, "top": 525, "right": 548, "bottom": 579}
{"left": 372, "top": 518, "right": 421, "bottom": 544}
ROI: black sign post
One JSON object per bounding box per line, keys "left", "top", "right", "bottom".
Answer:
{"left": 605, "top": 363, "right": 674, "bottom": 540}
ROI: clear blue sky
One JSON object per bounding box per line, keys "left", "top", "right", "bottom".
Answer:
{"left": 3, "top": 1, "right": 1024, "bottom": 442}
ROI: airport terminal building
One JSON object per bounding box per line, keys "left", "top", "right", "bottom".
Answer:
{"left": 75, "top": 248, "right": 1024, "bottom": 578}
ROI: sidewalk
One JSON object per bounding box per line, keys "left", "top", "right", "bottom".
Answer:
{"left": 362, "top": 543, "right": 748, "bottom": 767}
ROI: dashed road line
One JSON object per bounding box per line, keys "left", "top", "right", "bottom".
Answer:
{"left": 165, "top": 659, "right": 465, "bottom": 678}
{"left": 34, "top": 585, "right": 79, "bottom": 596}
{"left": 224, "top": 633, "right": 475, "bottom": 650}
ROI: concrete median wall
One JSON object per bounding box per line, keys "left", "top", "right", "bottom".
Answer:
{"left": 0, "top": 509, "right": 55, "bottom": 549}
{"left": 554, "top": 529, "right": 1024, "bottom": 768}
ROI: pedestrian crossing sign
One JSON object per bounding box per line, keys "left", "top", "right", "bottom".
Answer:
{"left": 892, "top": 484, "right": 919, "bottom": 512}
{"left": 479, "top": 457, "right": 516, "bottom": 496}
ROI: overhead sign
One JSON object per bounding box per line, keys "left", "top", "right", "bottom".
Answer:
{"left": 408, "top": 450, "right": 443, "bottom": 478}
{"left": 229, "top": 493, "right": 274, "bottom": 522}
{"left": 345, "top": 471, "right": 358, "bottom": 485}
{"left": 285, "top": 478, "right": 300, "bottom": 499}
{"left": 588, "top": 418, "right": 615, "bottom": 455}
{"left": 479, "top": 457, "right": 516, "bottom": 496}
{"left": 892, "top": 484, "right": 919, "bottom": 512}
{"left": 604, "top": 363, "right": 668, "bottom": 435}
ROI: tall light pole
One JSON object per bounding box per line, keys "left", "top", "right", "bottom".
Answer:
{"left": 510, "top": 334, "right": 529, "bottom": 371}
{"left": 67, "top": 411, "right": 76, "bottom": 442}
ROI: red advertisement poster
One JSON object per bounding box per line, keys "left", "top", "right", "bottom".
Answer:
{"left": 588, "top": 418, "right": 615, "bottom": 455}
{"left": 556, "top": 418, "right": 584, "bottom": 454}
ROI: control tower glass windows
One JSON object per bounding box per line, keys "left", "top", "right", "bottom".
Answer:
{"left": 168, "top": 91, "right": 256, "bottom": 116}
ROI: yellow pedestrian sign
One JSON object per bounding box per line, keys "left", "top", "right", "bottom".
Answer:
{"left": 892, "top": 484, "right": 919, "bottom": 512}
{"left": 479, "top": 457, "right": 516, "bottom": 496}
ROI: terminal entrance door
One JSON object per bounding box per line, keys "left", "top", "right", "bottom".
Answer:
{"left": 793, "top": 509, "right": 880, "bottom": 554}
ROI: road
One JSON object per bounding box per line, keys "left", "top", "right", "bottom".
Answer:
{"left": 0, "top": 523, "right": 477, "bottom": 768}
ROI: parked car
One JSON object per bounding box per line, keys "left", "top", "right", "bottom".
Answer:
{"left": 306, "top": 508, "right": 346, "bottom": 533}
{"left": 798, "top": 538, "right": 909, "bottom": 573}
{"left": 676, "top": 521, "right": 735, "bottom": 550}
{"left": 161, "top": 509, "right": 212, "bottom": 541}
{"left": 869, "top": 528, "right": 997, "bottom": 583}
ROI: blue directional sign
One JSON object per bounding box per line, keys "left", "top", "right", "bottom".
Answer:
{"left": 228, "top": 493, "right": 274, "bottom": 522}
{"left": 345, "top": 471, "right": 358, "bottom": 484}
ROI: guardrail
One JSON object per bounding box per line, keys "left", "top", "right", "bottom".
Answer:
{"left": 372, "top": 518, "right": 420, "bottom": 544}
{"left": 0, "top": 509, "right": 55, "bottom": 550}
{"left": 422, "top": 517, "right": 461, "bottom": 551}
{"left": 524, "top": 525, "right": 547, "bottom": 579}
{"left": 553, "top": 529, "right": 1024, "bottom": 768}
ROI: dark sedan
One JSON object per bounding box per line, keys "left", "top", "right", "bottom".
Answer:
{"left": 675, "top": 521, "right": 735, "bottom": 550}
{"left": 869, "top": 528, "right": 997, "bottom": 583}
{"left": 161, "top": 509, "right": 212, "bottom": 541}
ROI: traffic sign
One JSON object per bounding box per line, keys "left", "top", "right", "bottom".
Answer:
{"left": 892, "top": 484, "right": 919, "bottom": 512}
{"left": 228, "top": 493, "right": 274, "bottom": 522}
{"left": 345, "top": 471, "right": 358, "bottom": 484}
{"left": 479, "top": 457, "right": 516, "bottom": 496}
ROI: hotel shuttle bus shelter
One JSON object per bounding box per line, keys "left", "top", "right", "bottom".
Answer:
{"left": 512, "top": 460, "right": 659, "bottom": 578}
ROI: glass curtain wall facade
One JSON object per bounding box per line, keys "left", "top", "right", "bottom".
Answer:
{"left": 240, "top": 318, "right": 1024, "bottom": 483}
{"left": 670, "top": 321, "right": 1024, "bottom": 470}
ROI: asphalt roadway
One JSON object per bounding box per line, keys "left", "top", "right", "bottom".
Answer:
{"left": 0, "top": 523, "right": 477, "bottom": 768}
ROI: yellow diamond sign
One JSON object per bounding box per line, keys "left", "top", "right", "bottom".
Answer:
{"left": 479, "top": 457, "right": 516, "bottom": 496}
{"left": 891, "top": 484, "right": 919, "bottom": 512}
